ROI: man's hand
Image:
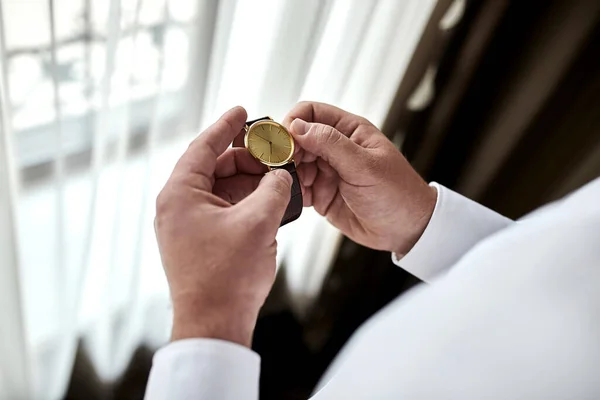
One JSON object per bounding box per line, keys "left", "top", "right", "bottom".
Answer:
{"left": 283, "top": 102, "right": 436, "bottom": 257}
{"left": 155, "top": 106, "right": 292, "bottom": 347}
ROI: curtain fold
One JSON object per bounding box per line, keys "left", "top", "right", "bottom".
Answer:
{"left": 384, "top": 0, "right": 600, "bottom": 218}
{"left": 0, "top": 0, "right": 437, "bottom": 397}
{"left": 0, "top": 1, "right": 31, "bottom": 396}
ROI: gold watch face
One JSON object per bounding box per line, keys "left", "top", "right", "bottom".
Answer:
{"left": 244, "top": 121, "right": 294, "bottom": 167}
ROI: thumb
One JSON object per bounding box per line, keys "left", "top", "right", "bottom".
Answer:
{"left": 290, "top": 119, "right": 367, "bottom": 175}
{"left": 237, "top": 169, "right": 292, "bottom": 230}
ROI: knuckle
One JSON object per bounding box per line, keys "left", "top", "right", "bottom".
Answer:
{"left": 359, "top": 115, "right": 376, "bottom": 128}
{"left": 314, "top": 124, "right": 340, "bottom": 146}
{"left": 155, "top": 187, "right": 172, "bottom": 217}
{"left": 286, "top": 101, "right": 314, "bottom": 123}
{"left": 155, "top": 181, "right": 184, "bottom": 224}
{"left": 296, "top": 100, "right": 313, "bottom": 111}
{"left": 187, "top": 137, "right": 199, "bottom": 150}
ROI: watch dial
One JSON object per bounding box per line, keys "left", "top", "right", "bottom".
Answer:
{"left": 246, "top": 122, "right": 293, "bottom": 165}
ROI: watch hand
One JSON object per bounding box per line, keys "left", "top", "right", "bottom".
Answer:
{"left": 269, "top": 142, "right": 272, "bottom": 162}
{"left": 255, "top": 134, "right": 270, "bottom": 144}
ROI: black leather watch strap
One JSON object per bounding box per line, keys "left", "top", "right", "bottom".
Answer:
{"left": 245, "top": 117, "right": 271, "bottom": 129}
{"left": 274, "top": 162, "right": 303, "bottom": 226}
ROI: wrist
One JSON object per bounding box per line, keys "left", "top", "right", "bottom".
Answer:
{"left": 171, "top": 294, "right": 259, "bottom": 347}
{"left": 392, "top": 185, "right": 437, "bottom": 257}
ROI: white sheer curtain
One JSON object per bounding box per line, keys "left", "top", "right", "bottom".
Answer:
{"left": 0, "top": 0, "right": 436, "bottom": 398}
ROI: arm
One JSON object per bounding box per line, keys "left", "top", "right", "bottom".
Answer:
{"left": 281, "top": 101, "right": 511, "bottom": 277}
{"left": 393, "top": 183, "right": 513, "bottom": 282}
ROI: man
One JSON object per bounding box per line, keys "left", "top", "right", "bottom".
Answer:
{"left": 146, "top": 102, "right": 600, "bottom": 399}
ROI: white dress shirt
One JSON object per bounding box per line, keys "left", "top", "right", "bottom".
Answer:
{"left": 145, "top": 178, "right": 600, "bottom": 400}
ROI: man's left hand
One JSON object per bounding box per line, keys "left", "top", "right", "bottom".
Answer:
{"left": 155, "top": 106, "right": 292, "bottom": 347}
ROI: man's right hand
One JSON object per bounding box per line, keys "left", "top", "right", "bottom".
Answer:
{"left": 283, "top": 102, "right": 437, "bottom": 257}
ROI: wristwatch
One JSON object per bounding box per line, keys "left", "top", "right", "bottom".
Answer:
{"left": 244, "top": 116, "right": 302, "bottom": 226}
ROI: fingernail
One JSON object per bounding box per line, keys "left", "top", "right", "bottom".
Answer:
{"left": 291, "top": 118, "right": 309, "bottom": 135}
{"left": 272, "top": 169, "right": 292, "bottom": 185}
{"left": 226, "top": 105, "right": 247, "bottom": 119}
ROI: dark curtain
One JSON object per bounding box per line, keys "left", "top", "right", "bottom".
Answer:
{"left": 385, "top": 0, "right": 600, "bottom": 218}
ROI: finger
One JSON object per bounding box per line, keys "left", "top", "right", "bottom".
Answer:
{"left": 297, "top": 162, "right": 318, "bottom": 187}
{"left": 175, "top": 106, "right": 247, "bottom": 186}
{"left": 283, "top": 101, "right": 378, "bottom": 145}
{"left": 301, "top": 151, "right": 317, "bottom": 164}
{"left": 282, "top": 101, "right": 349, "bottom": 129}
{"left": 213, "top": 174, "right": 263, "bottom": 204}
{"left": 312, "top": 166, "right": 340, "bottom": 217}
{"left": 317, "top": 157, "right": 337, "bottom": 178}
{"left": 301, "top": 184, "right": 313, "bottom": 207}
{"left": 290, "top": 119, "right": 369, "bottom": 179}
{"left": 293, "top": 145, "right": 305, "bottom": 163}
{"left": 236, "top": 169, "right": 292, "bottom": 234}
{"left": 215, "top": 147, "right": 267, "bottom": 178}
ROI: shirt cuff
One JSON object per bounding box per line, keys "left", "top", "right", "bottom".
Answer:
{"left": 392, "top": 182, "right": 513, "bottom": 282}
{"left": 145, "top": 338, "right": 260, "bottom": 400}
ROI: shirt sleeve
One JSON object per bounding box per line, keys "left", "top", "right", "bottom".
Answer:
{"left": 144, "top": 338, "right": 261, "bottom": 400}
{"left": 392, "top": 182, "right": 513, "bottom": 282}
